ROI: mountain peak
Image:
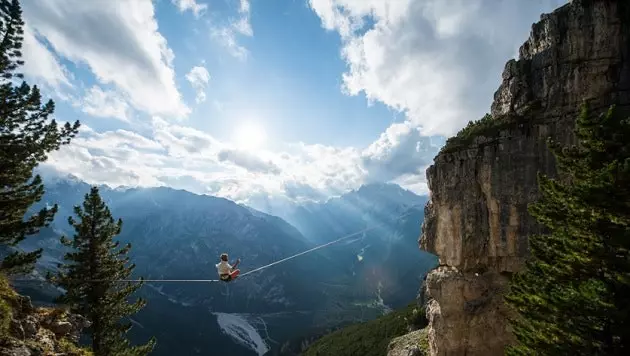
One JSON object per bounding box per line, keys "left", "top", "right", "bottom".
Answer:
{"left": 356, "top": 182, "right": 410, "bottom": 194}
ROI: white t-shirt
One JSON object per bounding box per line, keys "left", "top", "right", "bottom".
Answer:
{"left": 216, "top": 261, "right": 232, "bottom": 275}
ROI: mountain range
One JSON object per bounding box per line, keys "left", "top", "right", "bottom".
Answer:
{"left": 5, "top": 172, "right": 437, "bottom": 356}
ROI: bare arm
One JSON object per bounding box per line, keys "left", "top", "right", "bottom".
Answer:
{"left": 232, "top": 258, "right": 240, "bottom": 269}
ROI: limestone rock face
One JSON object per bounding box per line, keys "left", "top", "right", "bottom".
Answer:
{"left": 419, "top": 1, "right": 630, "bottom": 355}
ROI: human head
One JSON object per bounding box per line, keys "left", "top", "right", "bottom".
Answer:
{"left": 220, "top": 253, "right": 228, "bottom": 262}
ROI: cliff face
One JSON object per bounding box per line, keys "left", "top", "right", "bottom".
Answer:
{"left": 419, "top": 1, "right": 630, "bottom": 355}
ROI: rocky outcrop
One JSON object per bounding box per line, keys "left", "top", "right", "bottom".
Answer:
{"left": 0, "top": 276, "right": 91, "bottom": 356}
{"left": 419, "top": 0, "right": 630, "bottom": 355}
{"left": 387, "top": 328, "right": 429, "bottom": 356}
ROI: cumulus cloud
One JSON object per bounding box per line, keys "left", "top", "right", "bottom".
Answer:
{"left": 41, "top": 112, "right": 443, "bottom": 211}
{"left": 44, "top": 125, "right": 165, "bottom": 187}
{"left": 151, "top": 116, "right": 219, "bottom": 157}
{"left": 172, "top": 0, "right": 208, "bottom": 17}
{"left": 217, "top": 149, "right": 282, "bottom": 175}
{"left": 79, "top": 86, "right": 132, "bottom": 122}
{"left": 22, "top": 0, "right": 190, "bottom": 119}
{"left": 42, "top": 118, "right": 371, "bottom": 206}
{"left": 21, "top": 22, "right": 73, "bottom": 91}
{"left": 186, "top": 65, "right": 210, "bottom": 103}
{"left": 361, "top": 122, "right": 441, "bottom": 183}
{"left": 308, "top": 0, "right": 566, "bottom": 137}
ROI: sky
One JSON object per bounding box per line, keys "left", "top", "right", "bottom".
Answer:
{"left": 20, "top": 0, "right": 567, "bottom": 209}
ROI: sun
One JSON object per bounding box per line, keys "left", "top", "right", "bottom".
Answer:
{"left": 232, "top": 121, "right": 267, "bottom": 150}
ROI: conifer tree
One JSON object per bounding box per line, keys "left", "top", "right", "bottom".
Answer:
{"left": 50, "top": 186, "right": 156, "bottom": 356}
{"left": 505, "top": 103, "right": 630, "bottom": 355}
{"left": 0, "top": 0, "right": 80, "bottom": 273}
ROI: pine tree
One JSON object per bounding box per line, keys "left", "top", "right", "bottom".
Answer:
{"left": 50, "top": 186, "right": 156, "bottom": 356}
{"left": 0, "top": 0, "right": 80, "bottom": 273}
{"left": 505, "top": 103, "right": 630, "bottom": 355}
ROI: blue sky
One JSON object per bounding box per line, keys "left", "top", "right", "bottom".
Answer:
{"left": 20, "top": 0, "right": 566, "bottom": 210}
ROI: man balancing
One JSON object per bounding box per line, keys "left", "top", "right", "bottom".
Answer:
{"left": 216, "top": 253, "right": 241, "bottom": 282}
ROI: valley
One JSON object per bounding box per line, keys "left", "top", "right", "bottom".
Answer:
{"left": 5, "top": 173, "right": 437, "bottom": 356}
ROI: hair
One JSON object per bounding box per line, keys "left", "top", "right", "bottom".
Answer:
{"left": 220, "top": 253, "right": 228, "bottom": 261}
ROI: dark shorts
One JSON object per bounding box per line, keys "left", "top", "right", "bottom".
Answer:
{"left": 220, "top": 274, "right": 232, "bottom": 282}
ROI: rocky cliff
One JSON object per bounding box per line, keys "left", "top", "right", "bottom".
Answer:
{"left": 418, "top": 0, "right": 630, "bottom": 355}
{"left": 0, "top": 275, "right": 91, "bottom": 356}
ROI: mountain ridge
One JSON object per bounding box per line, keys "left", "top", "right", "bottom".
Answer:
{"left": 5, "top": 173, "right": 436, "bottom": 356}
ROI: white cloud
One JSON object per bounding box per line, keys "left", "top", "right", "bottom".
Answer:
{"left": 308, "top": 0, "right": 567, "bottom": 137}
{"left": 361, "top": 122, "right": 440, "bottom": 183}
{"left": 43, "top": 112, "right": 439, "bottom": 206}
{"left": 22, "top": 0, "right": 190, "bottom": 120}
{"left": 21, "top": 22, "right": 73, "bottom": 90}
{"left": 151, "top": 116, "right": 219, "bottom": 157}
{"left": 217, "top": 149, "right": 281, "bottom": 175}
{"left": 42, "top": 118, "right": 366, "bottom": 204}
{"left": 42, "top": 109, "right": 442, "bottom": 210}
{"left": 80, "top": 86, "right": 131, "bottom": 122}
{"left": 172, "top": 0, "right": 208, "bottom": 17}
{"left": 186, "top": 65, "right": 210, "bottom": 103}
{"left": 234, "top": 0, "right": 253, "bottom": 36}
{"left": 211, "top": 27, "right": 249, "bottom": 60}
{"left": 211, "top": 0, "right": 253, "bottom": 60}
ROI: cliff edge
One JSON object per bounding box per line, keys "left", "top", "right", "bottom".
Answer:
{"left": 0, "top": 275, "right": 91, "bottom": 356}
{"left": 419, "top": 0, "right": 630, "bottom": 355}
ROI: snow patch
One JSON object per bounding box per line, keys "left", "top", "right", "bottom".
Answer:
{"left": 213, "top": 312, "right": 270, "bottom": 356}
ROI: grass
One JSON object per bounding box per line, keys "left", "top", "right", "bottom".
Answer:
{"left": 388, "top": 327, "right": 429, "bottom": 354}
{"left": 440, "top": 100, "right": 544, "bottom": 154}
{"left": 0, "top": 273, "right": 16, "bottom": 340}
{"left": 58, "top": 338, "right": 94, "bottom": 356}
{"left": 440, "top": 113, "right": 512, "bottom": 154}
{"left": 418, "top": 327, "right": 429, "bottom": 352}
{"left": 302, "top": 302, "right": 428, "bottom": 356}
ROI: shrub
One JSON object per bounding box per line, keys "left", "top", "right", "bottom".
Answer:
{"left": 441, "top": 114, "right": 511, "bottom": 154}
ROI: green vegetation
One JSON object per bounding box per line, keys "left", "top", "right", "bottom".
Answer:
{"left": 50, "top": 186, "right": 156, "bottom": 356}
{"left": 0, "top": 273, "right": 16, "bottom": 339}
{"left": 1, "top": 273, "right": 92, "bottom": 355}
{"left": 417, "top": 327, "right": 429, "bottom": 351}
{"left": 440, "top": 113, "right": 511, "bottom": 154}
{"left": 0, "top": 0, "right": 80, "bottom": 274}
{"left": 58, "top": 338, "right": 95, "bottom": 356}
{"left": 505, "top": 103, "right": 630, "bottom": 355}
{"left": 302, "top": 302, "right": 428, "bottom": 356}
{"left": 388, "top": 327, "right": 429, "bottom": 354}
{"left": 441, "top": 100, "right": 544, "bottom": 154}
